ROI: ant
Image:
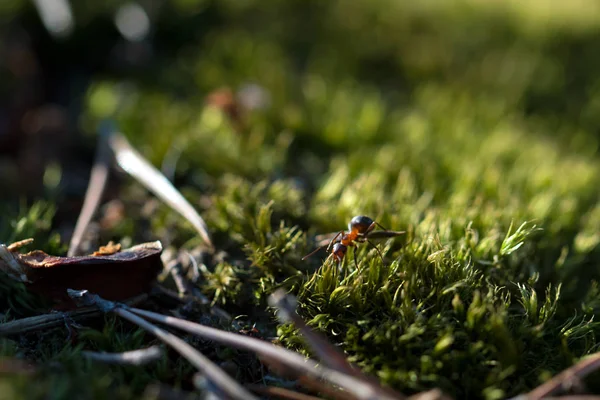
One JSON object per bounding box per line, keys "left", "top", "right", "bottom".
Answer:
{"left": 302, "top": 215, "right": 404, "bottom": 266}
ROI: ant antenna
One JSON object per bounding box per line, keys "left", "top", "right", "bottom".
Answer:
{"left": 302, "top": 244, "right": 327, "bottom": 260}
{"left": 375, "top": 221, "right": 390, "bottom": 231}
{"left": 303, "top": 231, "right": 344, "bottom": 260}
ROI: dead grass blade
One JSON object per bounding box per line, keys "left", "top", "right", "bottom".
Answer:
{"left": 67, "top": 289, "right": 257, "bottom": 400}
{"left": 127, "top": 307, "right": 401, "bottom": 400}
{"left": 245, "top": 384, "right": 326, "bottom": 400}
{"left": 82, "top": 345, "right": 163, "bottom": 366}
{"left": 68, "top": 129, "right": 112, "bottom": 257}
{"left": 268, "top": 289, "right": 359, "bottom": 377}
{"left": 406, "top": 389, "right": 453, "bottom": 400}
{"left": 523, "top": 352, "right": 600, "bottom": 400}
{"left": 105, "top": 123, "right": 213, "bottom": 249}
{"left": 269, "top": 289, "right": 407, "bottom": 400}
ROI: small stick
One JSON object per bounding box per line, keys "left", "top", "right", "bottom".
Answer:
{"left": 524, "top": 352, "right": 600, "bottom": 400}
{"left": 82, "top": 345, "right": 163, "bottom": 366}
{"left": 68, "top": 289, "right": 256, "bottom": 400}
{"left": 268, "top": 289, "right": 359, "bottom": 378}
{"left": 126, "top": 307, "right": 402, "bottom": 400}
{"left": 269, "top": 290, "right": 406, "bottom": 400}
{"left": 0, "top": 294, "right": 147, "bottom": 336}
{"left": 245, "top": 384, "right": 326, "bottom": 400}
{"left": 407, "top": 389, "right": 453, "bottom": 400}
{"left": 160, "top": 254, "right": 232, "bottom": 320}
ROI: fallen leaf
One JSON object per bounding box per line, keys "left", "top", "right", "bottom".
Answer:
{"left": 0, "top": 240, "right": 163, "bottom": 310}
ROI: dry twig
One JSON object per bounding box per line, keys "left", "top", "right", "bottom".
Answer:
{"left": 82, "top": 345, "right": 164, "bottom": 366}
{"left": 0, "top": 294, "right": 147, "bottom": 336}
{"left": 269, "top": 289, "right": 407, "bottom": 400}
{"left": 245, "top": 384, "right": 326, "bottom": 400}
{"left": 68, "top": 289, "right": 256, "bottom": 400}
{"left": 127, "top": 306, "right": 402, "bottom": 400}
{"left": 522, "top": 352, "right": 600, "bottom": 400}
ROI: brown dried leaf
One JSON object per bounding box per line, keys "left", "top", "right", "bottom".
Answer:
{"left": 0, "top": 240, "right": 163, "bottom": 310}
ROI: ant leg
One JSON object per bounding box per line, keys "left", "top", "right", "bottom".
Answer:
{"left": 353, "top": 247, "right": 360, "bottom": 269}
{"left": 327, "top": 231, "right": 344, "bottom": 252}
{"left": 367, "top": 239, "right": 385, "bottom": 263}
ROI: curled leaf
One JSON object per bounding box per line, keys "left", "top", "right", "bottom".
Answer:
{"left": 0, "top": 240, "right": 163, "bottom": 310}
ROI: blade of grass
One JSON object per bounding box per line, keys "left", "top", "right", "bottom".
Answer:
{"left": 68, "top": 129, "right": 112, "bottom": 257}
{"left": 103, "top": 121, "right": 213, "bottom": 249}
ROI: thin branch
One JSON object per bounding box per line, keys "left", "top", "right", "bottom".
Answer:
{"left": 82, "top": 345, "right": 163, "bottom": 366}
{"left": 407, "top": 389, "right": 453, "bottom": 400}
{"left": 269, "top": 289, "right": 407, "bottom": 400}
{"left": 525, "top": 352, "right": 600, "bottom": 400}
{"left": 268, "top": 289, "right": 359, "bottom": 377}
{"left": 127, "top": 306, "right": 402, "bottom": 400}
{"left": 245, "top": 384, "right": 326, "bottom": 400}
{"left": 68, "top": 289, "right": 256, "bottom": 400}
{"left": 0, "top": 294, "right": 147, "bottom": 336}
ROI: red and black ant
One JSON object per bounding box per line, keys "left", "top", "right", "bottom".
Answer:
{"left": 302, "top": 215, "right": 404, "bottom": 266}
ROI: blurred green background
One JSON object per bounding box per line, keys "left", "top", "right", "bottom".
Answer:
{"left": 3, "top": 0, "right": 600, "bottom": 399}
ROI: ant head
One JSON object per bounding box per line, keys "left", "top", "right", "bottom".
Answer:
{"left": 349, "top": 215, "right": 375, "bottom": 235}
{"left": 332, "top": 243, "right": 347, "bottom": 263}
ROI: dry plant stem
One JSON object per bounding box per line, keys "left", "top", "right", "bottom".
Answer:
{"left": 406, "top": 389, "right": 453, "bottom": 400}
{"left": 166, "top": 259, "right": 189, "bottom": 296}
{"left": 143, "top": 383, "right": 198, "bottom": 400}
{"left": 258, "top": 357, "right": 351, "bottom": 400}
{"left": 296, "top": 375, "right": 353, "bottom": 400}
{"left": 542, "top": 397, "right": 600, "bottom": 400}
{"left": 105, "top": 124, "right": 213, "bottom": 249}
{"left": 525, "top": 352, "right": 600, "bottom": 400}
{"left": 245, "top": 384, "right": 326, "bottom": 400}
{"left": 112, "top": 307, "right": 257, "bottom": 400}
{"left": 0, "top": 294, "right": 147, "bottom": 336}
{"left": 162, "top": 253, "right": 231, "bottom": 319}
{"left": 128, "top": 307, "right": 403, "bottom": 400}
{"left": 152, "top": 284, "right": 231, "bottom": 320}
{"left": 68, "top": 130, "right": 112, "bottom": 257}
{"left": 82, "top": 345, "right": 163, "bottom": 366}
{"left": 269, "top": 290, "right": 407, "bottom": 400}
{"left": 269, "top": 289, "right": 359, "bottom": 378}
